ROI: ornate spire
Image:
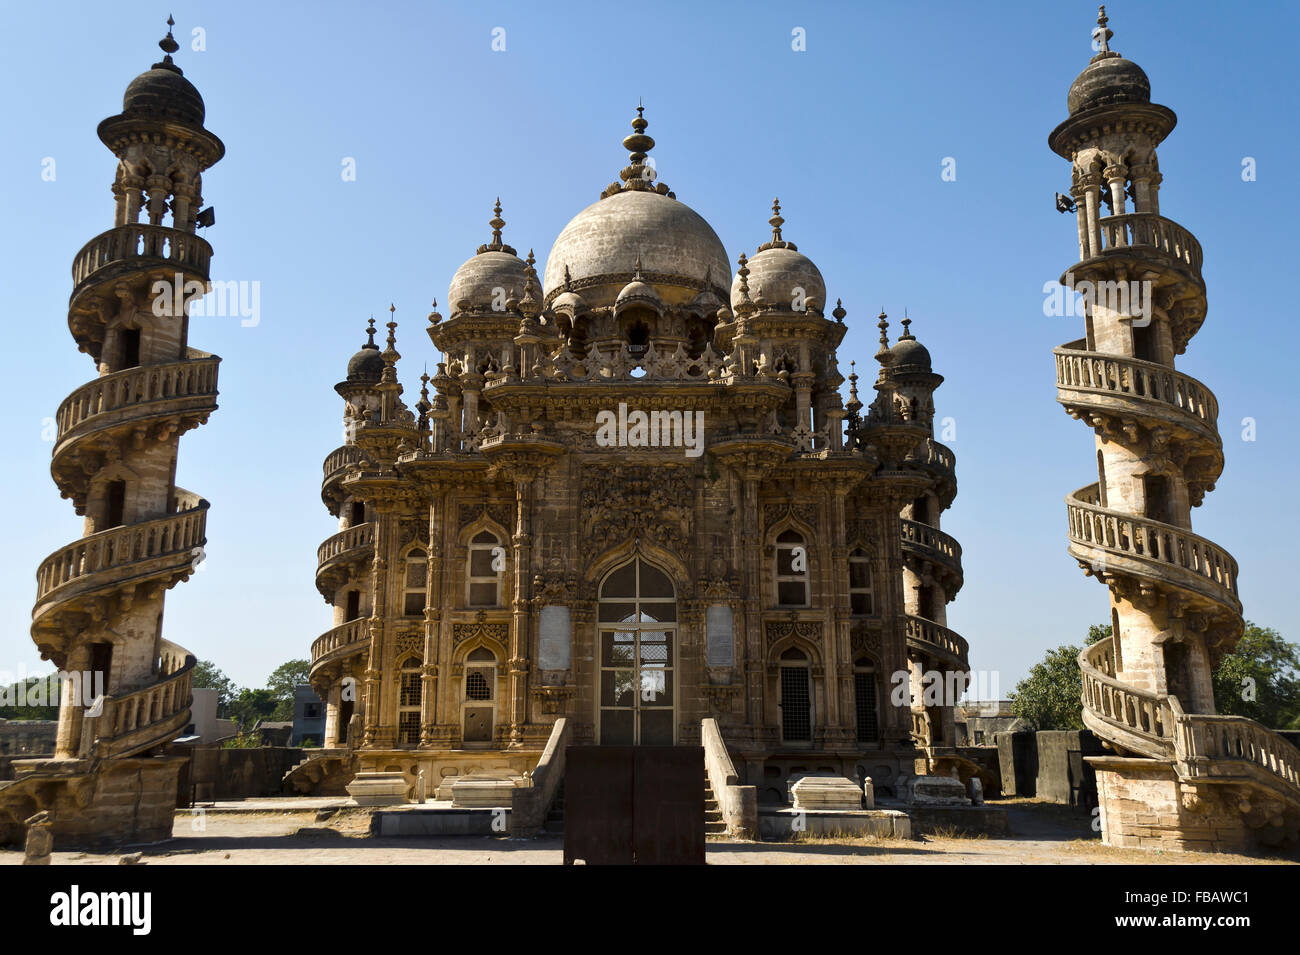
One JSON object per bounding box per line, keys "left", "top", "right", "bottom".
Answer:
{"left": 875, "top": 309, "right": 893, "bottom": 363}
{"left": 605, "top": 103, "right": 673, "bottom": 199}
{"left": 757, "top": 197, "right": 798, "bottom": 253}
{"left": 1093, "top": 5, "right": 1113, "bottom": 54}
{"left": 899, "top": 310, "right": 915, "bottom": 341}
{"left": 734, "top": 253, "right": 756, "bottom": 317}
{"left": 478, "top": 198, "right": 517, "bottom": 256}
{"left": 154, "top": 14, "right": 182, "bottom": 73}
{"left": 383, "top": 303, "right": 401, "bottom": 364}
{"left": 427, "top": 299, "right": 442, "bottom": 325}
{"left": 847, "top": 361, "right": 861, "bottom": 409}
{"left": 363, "top": 316, "right": 377, "bottom": 348}
{"left": 833, "top": 298, "right": 846, "bottom": 323}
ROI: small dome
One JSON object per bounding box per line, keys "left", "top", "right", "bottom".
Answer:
{"left": 1068, "top": 53, "right": 1150, "bottom": 115}
{"left": 122, "top": 63, "right": 206, "bottom": 126}
{"left": 889, "top": 337, "right": 932, "bottom": 375}
{"left": 347, "top": 345, "right": 384, "bottom": 383}
{"left": 731, "top": 246, "right": 825, "bottom": 315}
{"left": 448, "top": 250, "right": 529, "bottom": 313}
{"left": 615, "top": 265, "right": 663, "bottom": 314}
{"left": 549, "top": 290, "right": 589, "bottom": 316}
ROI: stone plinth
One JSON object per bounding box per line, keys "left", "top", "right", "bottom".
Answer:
{"left": 790, "top": 775, "right": 863, "bottom": 811}
{"left": 906, "top": 774, "right": 970, "bottom": 806}
{"left": 346, "top": 771, "right": 410, "bottom": 806}
{"left": 450, "top": 778, "right": 517, "bottom": 808}
{"left": 759, "top": 808, "right": 911, "bottom": 840}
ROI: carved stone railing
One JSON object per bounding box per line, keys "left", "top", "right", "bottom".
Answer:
{"left": 900, "top": 519, "right": 963, "bottom": 579}
{"left": 909, "top": 709, "right": 930, "bottom": 747}
{"left": 1054, "top": 346, "right": 1219, "bottom": 434}
{"left": 56, "top": 357, "right": 220, "bottom": 445}
{"left": 1079, "top": 638, "right": 1175, "bottom": 759}
{"left": 904, "top": 615, "right": 969, "bottom": 671}
{"left": 81, "top": 643, "right": 196, "bottom": 759}
{"left": 701, "top": 717, "right": 758, "bottom": 837}
{"left": 1066, "top": 483, "right": 1240, "bottom": 612}
{"left": 71, "top": 224, "right": 212, "bottom": 295}
{"left": 323, "top": 444, "right": 361, "bottom": 482}
{"left": 1175, "top": 713, "right": 1300, "bottom": 800}
{"left": 311, "top": 617, "right": 370, "bottom": 666}
{"left": 1092, "top": 213, "right": 1203, "bottom": 280}
{"left": 35, "top": 499, "right": 208, "bottom": 607}
{"left": 317, "top": 522, "right": 374, "bottom": 567}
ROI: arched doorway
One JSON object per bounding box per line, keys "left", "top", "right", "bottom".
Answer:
{"left": 597, "top": 557, "right": 676, "bottom": 745}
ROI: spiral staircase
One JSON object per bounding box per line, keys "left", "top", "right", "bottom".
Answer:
{"left": 1049, "top": 11, "right": 1300, "bottom": 850}
{"left": 0, "top": 22, "right": 223, "bottom": 848}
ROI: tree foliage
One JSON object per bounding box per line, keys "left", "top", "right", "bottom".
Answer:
{"left": 0, "top": 674, "right": 61, "bottom": 720}
{"left": 266, "top": 659, "right": 311, "bottom": 721}
{"left": 1009, "top": 625, "right": 1109, "bottom": 730}
{"left": 191, "top": 660, "right": 238, "bottom": 717}
{"left": 1212, "top": 622, "right": 1300, "bottom": 729}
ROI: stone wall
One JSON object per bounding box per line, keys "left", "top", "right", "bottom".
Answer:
{"left": 1091, "top": 756, "right": 1251, "bottom": 853}
{"left": 994, "top": 730, "right": 1102, "bottom": 806}
{"left": 182, "top": 745, "right": 305, "bottom": 802}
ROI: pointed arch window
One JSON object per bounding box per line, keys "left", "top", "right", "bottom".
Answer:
{"left": 468, "top": 530, "right": 503, "bottom": 607}
{"left": 775, "top": 530, "right": 809, "bottom": 607}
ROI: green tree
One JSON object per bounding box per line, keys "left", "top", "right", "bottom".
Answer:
{"left": 266, "top": 659, "right": 311, "bottom": 721}
{"left": 228, "top": 687, "right": 279, "bottom": 732}
{"left": 191, "top": 660, "right": 238, "bottom": 717}
{"left": 1009, "top": 624, "right": 1109, "bottom": 731}
{"left": 1212, "top": 622, "right": 1300, "bottom": 729}
{"left": 0, "top": 673, "right": 61, "bottom": 720}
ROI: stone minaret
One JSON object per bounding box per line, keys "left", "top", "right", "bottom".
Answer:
{"left": 22, "top": 20, "right": 222, "bottom": 833}
{"left": 1051, "top": 8, "right": 1299, "bottom": 851}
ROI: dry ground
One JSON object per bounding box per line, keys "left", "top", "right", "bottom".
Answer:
{"left": 1, "top": 798, "right": 1295, "bottom": 865}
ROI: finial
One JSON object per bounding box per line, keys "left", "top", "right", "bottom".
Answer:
{"left": 633, "top": 254, "right": 644, "bottom": 279}
{"left": 1094, "top": 5, "right": 1113, "bottom": 54}
{"left": 875, "top": 309, "right": 892, "bottom": 361}
{"left": 386, "top": 304, "right": 398, "bottom": 349}
{"left": 364, "top": 316, "right": 377, "bottom": 348}
{"left": 563, "top": 264, "right": 572, "bottom": 288}
{"left": 769, "top": 198, "right": 784, "bottom": 242}
{"left": 833, "top": 298, "right": 846, "bottom": 323}
{"left": 848, "top": 361, "right": 860, "bottom": 405}
{"left": 899, "top": 309, "right": 914, "bottom": 341}
{"left": 611, "top": 102, "right": 669, "bottom": 197}
{"left": 160, "top": 15, "right": 179, "bottom": 56}
{"left": 490, "top": 198, "right": 504, "bottom": 245}
{"left": 426, "top": 299, "right": 442, "bottom": 325}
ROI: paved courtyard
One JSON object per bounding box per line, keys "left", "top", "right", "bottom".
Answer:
{"left": 2, "top": 800, "right": 1294, "bottom": 865}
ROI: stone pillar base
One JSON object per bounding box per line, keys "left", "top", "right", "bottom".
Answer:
{"left": 1089, "top": 756, "right": 1252, "bottom": 854}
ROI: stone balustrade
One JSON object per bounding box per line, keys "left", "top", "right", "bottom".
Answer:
{"left": 900, "top": 519, "right": 962, "bottom": 576}
{"left": 311, "top": 617, "right": 370, "bottom": 665}
{"left": 1054, "top": 346, "right": 1219, "bottom": 432}
{"left": 1079, "top": 639, "right": 1175, "bottom": 756}
{"left": 1176, "top": 713, "right": 1300, "bottom": 797}
{"left": 323, "top": 444, "right": 361, "bottom": 480}
{"left": 56, "top": 357, "right": 220, "bottom": 444}
{"left": 71, "top": 224, "right": 212, "bottom": 293}
{"left": 904, "top": 615, "right": 969, "bottom": 670}
{"left": 317, "top": 522, "right": 374, "bottom": 567}
{"left": 90, "top": 655, "right": 195, "bottom": 757}
{"left": 35, "top": 500, "right": 208, "bottom": 603}
{"left": 1094, "top": 213, "right": 1203, "bottom": 279}
{"left": 1066, "top": 483, "right": 1239, "bottom": 611}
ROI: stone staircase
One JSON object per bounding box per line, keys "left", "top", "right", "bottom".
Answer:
{"left": 537, "top": 768, "right": 725, "bottom": 836}
{"left": 543, "top": 780, "right": 565, "bottom": 834}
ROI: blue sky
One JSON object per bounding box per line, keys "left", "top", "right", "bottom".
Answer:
{"left": 0, "top": 0, "right": 1295, "bottom": 693}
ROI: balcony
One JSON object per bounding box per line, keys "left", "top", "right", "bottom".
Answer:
{"left": 1054, "top": 346, "right": 1220, "bottom": 448}
{"left": 1066, "top": 483, "right": 1240, "bottom": 615}
{"left": 315, "top": 522, "right": 374, "bottom": 598}
{"left": 71, "top": 224, "right": 213, "bottom": 301}
{"left": 311, "top": 617, "right": 371, "bottom": 668}
{"left": 904, "top": 615, "right": 969, "bottom": 672}
{"left": 900, "top": 519, "right": 963, "bottom": 592}
{"left": 1079, "top": 213, "right": 1203, "bottom": 285}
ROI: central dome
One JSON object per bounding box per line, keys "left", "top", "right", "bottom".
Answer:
{"left": 542, "top": 190, "right": 731, "bottom": 306}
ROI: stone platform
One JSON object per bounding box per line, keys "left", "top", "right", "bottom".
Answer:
{"left": 370, "top": 802, "right": 510, "bottom": 837}
{"left": 758, "top": 808, "right": 911, "bottom": 840}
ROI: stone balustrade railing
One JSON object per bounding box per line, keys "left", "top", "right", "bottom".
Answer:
{"left": 1066, "top": 483, "right": 1239, "bottom": 611}
{"left": 35, "top": 500, "right": 208, "bottom": 603}
{"left": 72, "top": 224, "right": 213, "bottom": 292}
{"left": 701, "top": 717, "right": 758, "bottom": 837}
{"left": 317, "top": 522, "right": 374, "bottom": 567}
{"left": 904, "top": 615, "right": 969, "bottom": 670}
{"left": 1094, "top": 213, "right": 1203, "bottom": 279}
{"left": 56, "top": 357, "right": 220, "bottom": 444}
{"left": 322, "top": 444, "right": 361, "bottom": 481}
{"left": 906, "top": 437, "right": 956, "bottom": 473}
{"left": 87, "top": 653, "right": 195, "bottom": 758}
{"left": 1079, "top": 638, "right": 1175, "bottom": 757}
{"left": 900, "top": 519, "right": 962, "bottom": 574}
{"left": 1054, "top": 346, "right": 1219, "bottom": 431}
{"left": 1175, "top": 713, "right": 1300, "bottom": 798}
{"left": 311, "top": 617, "right": 370, "bottom": 665}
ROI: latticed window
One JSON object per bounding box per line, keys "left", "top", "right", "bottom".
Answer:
{"left": 775, "top": 530, "right": 809, "bottom": 607}
{"left": 468, "top": 531, "right": 503, "bottom": 607}
{"left": 849, "top": 549, "right": 873, "bottom": 615}
{"left": 779, "top": 648, "right": 812, "bottom": 743}
{"left": 466, "top": 670, "right": 492, "bottom": 701}
{"left": 404, "top": 548, "right": 427, "bottom": 617}
{"left": 854, "top": 660, "right": 879, "bottom": 742}
{"left": 397, "top": 657, "right": 423, "bottom": 745}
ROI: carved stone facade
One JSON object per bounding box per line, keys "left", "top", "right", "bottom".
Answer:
{"left": 310, "top": 108, "right": 970, "bottom": 800}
